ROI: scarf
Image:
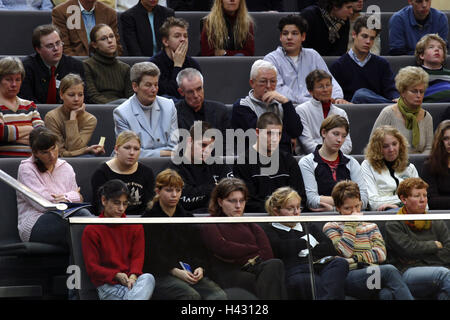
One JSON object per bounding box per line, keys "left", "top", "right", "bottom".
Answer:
{"left": 397, "top": 206, "right": 431, "bottom": 231}
{"left": 397, "top": 97, "right": 421, "bottom": 148}
{"left": 322, "top": 101, "right": 331, "bottom": 118}
{"left": 319, "top": 8, "right": 346, "bottom": 44}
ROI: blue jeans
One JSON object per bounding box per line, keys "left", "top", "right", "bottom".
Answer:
{"left": 97, "top": 273, "right": 155, "bottom": 300}
{"left": 403, "top": 266, "right": 450, "bottom": 300}
{"left": 286, "top": 257, "right": 349, "bottom": 300}
{"left": 345, "top": 264, "right": 414, "bottom": 300}
{"left": 351, "top": 88, "right": 396, "bottom": 104}
{"left": 29, "top": 208, "right": 92, "bottom": 250}
{"left": 152, "top": 275, "right": 227, "bottom": 300}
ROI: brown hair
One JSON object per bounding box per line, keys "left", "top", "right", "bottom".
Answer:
{"left": 147, "top": 169, "right": 184, "bottom": 209}
{"left": 320, "top": 114, "right": 349, "bottom": 137}
{"left": 305, "top": 69, "right": 332, "bottom": 92}
{"left": 0, "top": 56, "right": 25, "bottom": 81}
{"left": 159, "top": 16, "right": 189, "bottom": 40}
{"left": 365, "top": 125, "right": 409, "bottom": 173}
{"left": 427, "top": 120, "right": 450, "bottom": 176}
{"left": 32, "top": 24, "right": 61, "bottom": 50}
{"left": 331, "top": 180, "right": 361, "bottom": 209}
{"left": 397, "top": 177, "right": 429, "bottom": 199}
{"left": 415, "top": 33, "right": 447, "bottom": 66}
{"left": 59, "top": 73, "right": 84, "bottom": 94}
{"left": 208, "top": 177, "right": 248, "bottom": 216}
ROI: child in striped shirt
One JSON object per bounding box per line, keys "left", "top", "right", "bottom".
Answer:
{"left": 323, "top": 180, "right": 413, "bottom": 300}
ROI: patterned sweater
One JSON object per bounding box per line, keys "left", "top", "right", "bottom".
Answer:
{"left": 0, "top": 98, "right": 44, "bottom": 157}
{"left": 323, "top": 221, "right": 387, "bottom": 270}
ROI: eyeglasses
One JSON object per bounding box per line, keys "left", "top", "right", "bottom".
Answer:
{"left": 314, "top": 84, "right": 332, "bottom": 90}
{"left": 97, "top": 34, "right": 115, "bottom": 42}
{"left": 407, "top": 89, "right": 425, "bottom": 96}
{"left": 43, "top": 41, "right": 64, "bottom": 50}
{"left": 225, "top": 199, "right": 246, "bottom": 205}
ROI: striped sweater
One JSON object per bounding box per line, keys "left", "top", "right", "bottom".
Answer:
{"left": 323, "top": 221, "right": 386, "bottom": 270}
{"left": 0, "top": 98, "right": 44, "bottom": 157}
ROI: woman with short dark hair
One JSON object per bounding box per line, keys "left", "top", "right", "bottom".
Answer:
{"left": 17, "top": 127, "right": 91, "bottom": 248}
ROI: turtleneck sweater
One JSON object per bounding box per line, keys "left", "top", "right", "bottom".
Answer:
{"left": 83, "top": 51, "right": 134, "bottom": 104}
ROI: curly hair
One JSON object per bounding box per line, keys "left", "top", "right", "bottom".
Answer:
{"left": 427, "top": 120, "right": 450, "bottom": 176}
{"left": 397, "top": 177, "right": 429, "bottom": 199}
{"left": 365, "top": 125, "right": 410, "bottom": 173}
{"left": 204, "top": 0, "right": 253, "bottom": 51}
{"left": 415, "top": 33, "right": 447, "bottom": 67}
{"left": 331, "top": 180, "right": 361, "bottom": 209}
{"left": 395, "top": 66, "right": 429, "bottom": 94}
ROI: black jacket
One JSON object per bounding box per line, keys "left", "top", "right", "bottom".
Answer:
{"left": 120, "top": 3, "right": 174, "bottom": 57}
{"left": 19, "top": 53, "right": 85, "bottom": 104}
{"left": 150, "top": 50, "right": 201, "bottom": 99}
{"left": 142, "top": 202, "right": 211, "bottom": 276}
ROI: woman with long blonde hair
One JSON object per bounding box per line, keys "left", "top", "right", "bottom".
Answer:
{"left": 201, "top": 0, "right": 255, "bottom": 56}
{"left": 362, "top": 125, "right": 419, "bottom": 211}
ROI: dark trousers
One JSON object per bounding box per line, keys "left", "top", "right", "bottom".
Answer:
{"left": 210, "top": 257, "right": 287, "bottom": 300}
{"left": 286, "top": 257, "right": 349, "bottom": 300}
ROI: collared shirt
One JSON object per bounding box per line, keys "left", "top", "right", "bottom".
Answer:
{"left": 271, "top": 222, "right": 318, "bottom": 257}
{"left": 348, "top": 48, "right": 371, "bottom": 67}
{"left": 147, "top": 12, "right": 158, "bottom": 56}
{"left": 79, "top": 0, "right": 96, "bottom": 43}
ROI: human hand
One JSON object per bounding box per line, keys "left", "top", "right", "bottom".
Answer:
{"left": 51, "top": 194, "right": 67, "bottom": 203}
{"left": 17, "top": 125, "right": 33, "bottom": 145}
{"left": 160, "top": 150, "right": 173, "bottom": 157}
{"left": 86, "top": 144, "right": 105, "bottom": 155}
{"left": 171, "top": 268, "right": 198, "bottom": 284}
{"left": 69, "top": 103, "right": 86, "bottom": 120}
{"left": 127, "top": 274, "right": 137, "bottom": 289}
{"left": 214, "top": 49, "right": 226, "bottom": 56}
{"left": 193, "top": 267, "right": 204, "bottom": 281}
{"left": 173, "top": 40, "right": 188, "bottom": 67}
{"left": 261, "top": 91, "right": 289, "bottom": 104}
{"left": 309, "top": 202, "right": 334, "bottom": 212}
{"left": 435, "top": 241, "right": 443, "bottom": 249}
{"left": 377, "top": 204, "right": 398, "bottom": 211}
{"left": 332, "top": 98, "right": 351, "bottom": 105}
{"left": 114, "top": 272, "right": 129, "bottom": 286}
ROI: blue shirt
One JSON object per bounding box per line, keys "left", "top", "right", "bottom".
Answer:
{"left": 147, "top": 12, "right": 158, "bottom": 56}
{"left": 389, "top": 6, "right": 448, "bottom": 55}
{"left": 80, "top": 2, "right": 96, "bottom": 44}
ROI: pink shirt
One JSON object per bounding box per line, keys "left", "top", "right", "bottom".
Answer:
{"left": 16, "top": 157, "right": 81, "bottom": 242}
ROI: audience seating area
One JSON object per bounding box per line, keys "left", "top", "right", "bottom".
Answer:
{"left": 1, "top": 10, "right": 450, "bottom": 57}
{"left": 0, "top": 152, "right": 446, "bottom": 299}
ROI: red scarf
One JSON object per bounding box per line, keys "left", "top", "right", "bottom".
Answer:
{"left": 322, "top": 101, "right": 331, "bottom": 118}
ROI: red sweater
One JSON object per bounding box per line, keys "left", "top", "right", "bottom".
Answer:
{"left": 81, "top": 213, "right": 145, "bottom": 287}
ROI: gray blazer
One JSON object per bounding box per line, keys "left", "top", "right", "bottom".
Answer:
{"left": 113, "top": 94, "right": 179, "bottom": 157}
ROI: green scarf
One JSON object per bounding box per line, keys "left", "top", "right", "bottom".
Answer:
{"left": 397, "top": 97, "right": 421, "bottom": 148}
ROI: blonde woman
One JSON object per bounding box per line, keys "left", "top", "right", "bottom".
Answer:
{"left": 362, "top": 125, "right": 419, "bottom": 211}
{"left": 371, "top": 66, "right": 433, "bottom": 154}
{"left": 262, "top": 187, "right": 348, "bottom": 300}
{"left": 90, "top": 130, "right": 155, "bottom": 215}
{"left": 44, "top": 73, "right": 104, "bottom": 157}
{"left": 201, "top": 0, "right": 254, "bottom": 56}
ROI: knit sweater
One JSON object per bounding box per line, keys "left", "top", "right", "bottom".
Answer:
{"left": 323, "top": 221, "right": 387, "bottom": 270}
{"left": 385, "top": 219, "right": 450, "bottom": 272}
{"left": 82, "top": 213, "right": 145, "bottom": 287}
{"left": 44, "top": 105, "right": 97, "bottom": 157}
{"left": 330, "top": 53, "right": 398, "bottom": 102}
{"left": 202, "top": 219, "right": 274, "bottom": 266}
{"left": 371, "top": 105, "right": 434, "bottom": 154}
{"left": 17, "top": 157, "right": 81, "bottom": 242}
{"left": 421, "top": 161, "right": 450, "bottom": 210}
{"left": 0, "top": 98, "right": 44, "bottom": 157}
{"left": 83, "top": 52, "right": 133, "bottom": 104}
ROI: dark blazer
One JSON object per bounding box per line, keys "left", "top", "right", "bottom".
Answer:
{"left": 120, "top": 3, "right": 174, "bottom": 57}
{"left": 52, "top": 0, "right": 122, "bottom": 56}
{"left": 19, "top": 53, "right": 85, "bottom": 104}
{"left": 176, "top": 99, "right": 231, "bottom": 135}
